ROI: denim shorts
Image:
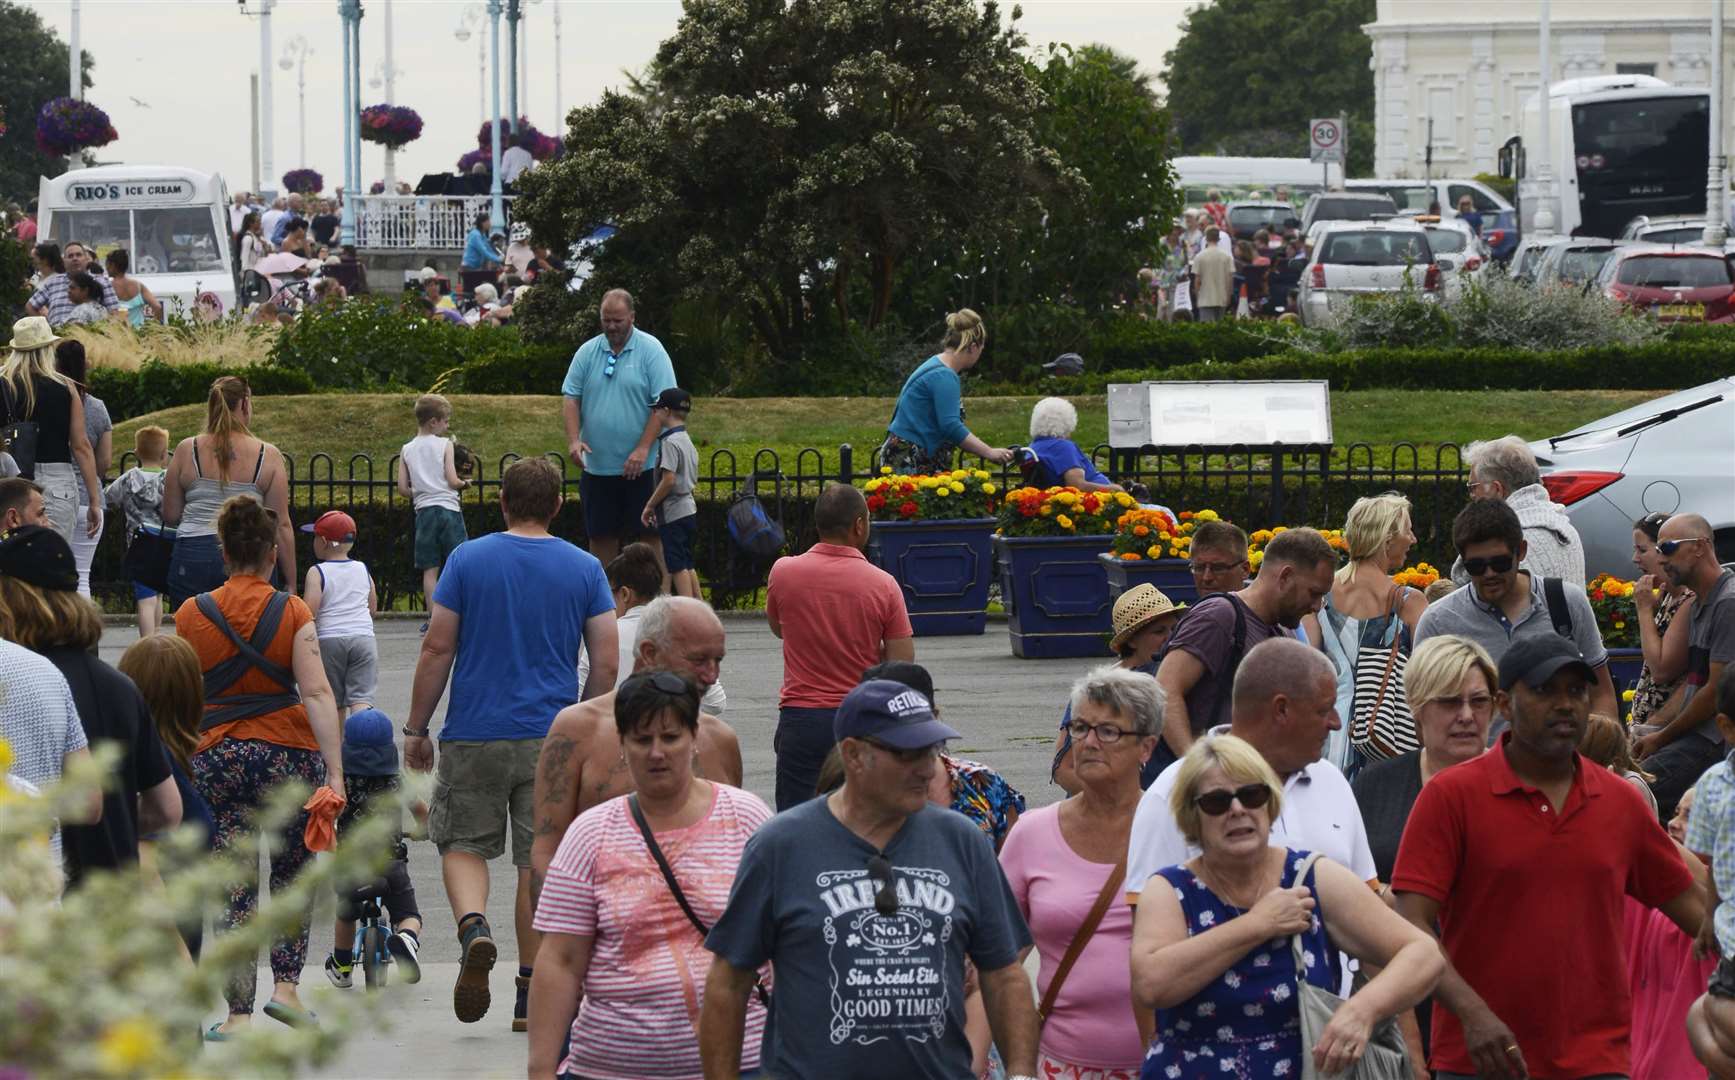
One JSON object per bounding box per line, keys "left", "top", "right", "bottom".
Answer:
{"left": 166, "top": 533, "right": 229, "bottom": 609}
{"left": 579, "top": 470, "right": 654, "bottom": 542}
{"left": 660, "top": 514, "right": 698, "bottom": 571}
{"left": 413, "top": 506, "right": 467, "bottom": 570}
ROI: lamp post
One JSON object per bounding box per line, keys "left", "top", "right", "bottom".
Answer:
{"left": 455, "top": 5, "right": 486, "bottom": 127}
{"left": 506, "top": 0, "right": 521, "bottom": 134}
{"left": 243, "top": 0, "right": 279, "bottom": 199}
{"left": 553, "top": 0, "right": 563, "bottom": 125}
{"left": 1531, "top": 0, "right": 1556, "bottom": 237}
{"left": 69, "top": 0, "right": 81, "bottom": 98}
{"left": 279, "top": 35, "right": 314, "bottom": 169}
{"left": 488, "top": 0, "right": 505, "bottom": 233}
{"left": 338, "top": 0, "right": 365, "bottom": 246}
{"left": 1706, "top": 0, "right": 1729, "bottom": 247}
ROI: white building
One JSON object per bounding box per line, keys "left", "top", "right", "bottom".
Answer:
{"left": 1364, "top": 0, "right": 1735, "bottom": 178}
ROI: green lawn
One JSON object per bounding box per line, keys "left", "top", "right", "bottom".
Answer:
{"left": 111, "top": 388, "right": 1669, "bottom": 478}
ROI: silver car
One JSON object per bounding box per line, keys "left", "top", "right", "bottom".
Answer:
{"left": 1532, "top": 238, "right": 1624, "bottom": 290}
{"left": 1421, "top": 220, "right": 1491, "bottom": 300}
{"left": 1529, "top": 378, "right": 1735, "bottom": 580}
{"left": 1620, "top": 215, "right": 1711, "bottom": 245}
{"left": 1298, "top": 221, "right": 1438, "bottom": 326}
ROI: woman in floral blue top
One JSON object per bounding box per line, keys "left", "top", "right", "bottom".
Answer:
{"left": 1130, "top": 734, "right": 1441, "bottom": 1080}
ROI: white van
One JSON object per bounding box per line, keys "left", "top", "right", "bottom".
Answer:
{"left": 1342, "top": 177, "right": 1512, "bottom": 218}
{"left": 38, "top": 165, "right": 236, "bottom": 319}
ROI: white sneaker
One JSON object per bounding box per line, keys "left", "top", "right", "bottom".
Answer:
{"left": 387, "top": 931, "right": 422, "bottom": 984}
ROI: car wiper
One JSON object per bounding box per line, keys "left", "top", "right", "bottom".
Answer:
{"left": 1549, "top": 394, "right": 1723, "bottom": 448}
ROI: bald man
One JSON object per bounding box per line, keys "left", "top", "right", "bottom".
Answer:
{"left": 1635, "top": 513, "right": 1734, "bottom": 819}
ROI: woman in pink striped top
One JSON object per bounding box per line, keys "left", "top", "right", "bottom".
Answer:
{"left": 529, "top": 670, "right": 772, "bottom": 1080}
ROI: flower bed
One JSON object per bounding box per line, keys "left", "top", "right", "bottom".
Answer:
{"left": 359, "top": 104, "right": 424, "bottom": 149}
{"left": 1588, "top": 573, "right": 1638, "bottom": 648}
{"left": 863, "top": 468, "right": 998, "bottom": 521}
{"left": 998, "top": 486, "right": 1130, "bottom": 538}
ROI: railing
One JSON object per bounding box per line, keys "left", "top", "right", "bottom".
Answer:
{"left": 92, "top": 442, "right": 1467, "bottom": 611}
{"left": 351, "top": 194, "right": 517, "bottom": 251}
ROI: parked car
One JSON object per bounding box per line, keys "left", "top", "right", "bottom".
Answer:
{"left": 1529, "top": 378, "right": 1735, "bottom": 580}
{"left": 1619, "top": 215, "right": 1711, "bottom": 245}
{"left": 1509, "top": 235, "right": 1568, "bottom": 284}
{"left": 1344, "top": 177, "right": 1517, "bottom": 260}
{"left": 1299, "top": 191, "right": 1398, "bottom": 237}
{"left": 1418, "top": 217, "right": 1491, "bottom": 299}
{"left": 1298, "top": 220, "right": 1437, "bottom": 327}
{"left": 1593, "top": 245, "right": 1735, "bottom": 324}
{"left": 1532, "top": 238, "right": 1624, "bottom": 290}
{"left": 1225, "top": 201, "right": 1298, "bottom": 242}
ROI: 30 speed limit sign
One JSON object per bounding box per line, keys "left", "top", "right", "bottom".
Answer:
{"left": 1309, "top": 118, "right": 1344, "bottom": 163}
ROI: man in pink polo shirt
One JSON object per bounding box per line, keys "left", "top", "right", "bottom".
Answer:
{"left": 766, "top": 483, "right": 914, "bottom": 810}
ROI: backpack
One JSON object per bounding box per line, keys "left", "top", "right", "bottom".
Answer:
{"left": 1156, "top": 591, "right": 1249, "bottom": 732}
{"left": 726, "top": 490, "right": 785, "bottom": 559}
{"left": 1541, "top": 576, "right": 1574, "bottom": 639}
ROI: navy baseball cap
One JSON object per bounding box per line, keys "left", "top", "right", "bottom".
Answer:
{"left": 341, "top": 708, "right": 399, "bottom": 778}
{"left": 834, "top": 679, "right": 960, "bottom": 750}
{"left": 650, "top": 387, "right": 692, "bottom": 411}
{"left": 0, "top": 525, "right": 77, "bottom": 592}
{"left": 1497, "top": 635, "right": 1593, "bottom": 692}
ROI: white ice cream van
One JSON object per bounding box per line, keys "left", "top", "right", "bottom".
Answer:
{"left": 38, "top": 165, "right": 236, "bottom": 318}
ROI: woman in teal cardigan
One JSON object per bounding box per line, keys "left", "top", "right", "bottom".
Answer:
{"left": 880, "top": 309, "right": 1013, "bottom": 474}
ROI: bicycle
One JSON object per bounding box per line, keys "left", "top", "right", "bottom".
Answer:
{"left": 343, "top": 839, "right": 415, "bottom": 991}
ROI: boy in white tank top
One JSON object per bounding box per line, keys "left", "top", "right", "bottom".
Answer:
{"left": 302, "top": 509, "right": 378, "bottom": 715}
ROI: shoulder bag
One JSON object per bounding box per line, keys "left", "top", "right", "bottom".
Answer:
{"left": 627, "top": 794, "right": 770, "bottom": 1008}
{"left": 1037, "top": 857, "right": 1126, "bottom": 1023}
{"left": 0, "top": 383, "right": 40, "bottom": 480}
{"left": 1291, "top": 852, "right": 1413, "bottom": 1080}
{"left": 1349, "top": 587, "right": 1418, "bottom": 762}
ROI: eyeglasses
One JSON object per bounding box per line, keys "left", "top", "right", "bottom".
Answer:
{"left": 1194, "top": 783, "right": 1272, "bottom": 816}
{"left": 1427, "top": 694, "right": 1494, "bottom": 715}
{"left": 1066, "top": 720, "right": 1134, "bottom": 744}
{"left": 1190, "top": 559, "right": 1247, "bottom": 577}
{"left": 862, "top": 738, "right": 942, "bottom": 764}
{"left": 866, "top": 854, "right": 899, "bottom": 915}
{"left": 1657, "top": 537, "right": 1711, "bottom": 557}
{"left": 1462, "top": 554, "right": 1515, "bottom": 577}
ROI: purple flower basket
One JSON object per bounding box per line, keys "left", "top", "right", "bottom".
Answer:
{"left": 359, "top": 104, "right": 424, "bottom": 150}
{"left": 282, "top": 168, "right": 324, "bottom": 194}
{"left": 35, "top": 97, "right": 117, "bottom": 157}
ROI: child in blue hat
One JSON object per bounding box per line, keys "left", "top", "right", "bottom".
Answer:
{"left": 325, "top": 707, "right": 424, "bottom": 987}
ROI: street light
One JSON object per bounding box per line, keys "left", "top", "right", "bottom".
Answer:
{"left": 241, "top": 0, "right": 278, "bottom": 199}
{"left": 279, "top": 35, "right": 314, "bottom": 170}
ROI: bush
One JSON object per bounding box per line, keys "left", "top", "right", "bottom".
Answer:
{"left": 91, "top": 360, "right": 317, "bottom": 423}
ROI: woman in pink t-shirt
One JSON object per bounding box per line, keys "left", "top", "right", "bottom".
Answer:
{"left": 528, "top": 671, "right": 772, "bottom": 1080}
{"left": 1000, "top": 666, "right": 1160, "bottom": 1079}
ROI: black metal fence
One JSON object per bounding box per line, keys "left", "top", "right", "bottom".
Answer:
{"left": 91, "top": 441, "right": 1467, "bottom": 611}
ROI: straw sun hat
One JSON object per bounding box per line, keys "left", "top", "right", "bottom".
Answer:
{"left": 1109, "top": 583, "right": 1183, "bottom": 652}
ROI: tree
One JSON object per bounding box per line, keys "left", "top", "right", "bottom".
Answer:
{"left": 515, "top": 0, "right": 1061, "bottom": 369}
{"left": 0, "top": 0, "right": 94, "bottom": 204}
{"left": 1161, "top": 0, "right": 1375, "bottom": 176}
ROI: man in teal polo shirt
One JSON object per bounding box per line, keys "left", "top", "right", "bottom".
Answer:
{"left": 561, "top": 288, "right": 678, "bottom": 566}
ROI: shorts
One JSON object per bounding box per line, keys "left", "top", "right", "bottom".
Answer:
{"left": 428, "top": 739, "right": 542, "bottom": 866}
{"left": 1713, "top": 955, "right": 1735, "bottom": 999}
{"left": 579, "top": 470, "right": 654, "bottom": 542}
{"left": 318, "top": 634, "right": 379, "bottom": 709}
{"left": 132, "top": 581, "right": 159, "bottom": 600}
{"left": 660, "top": 514, "right": 698, "bottom": 571}
{"left": 335, "top": 856, "right": 420, "bottom": 926}
{"left": 414, "top": 506, "right": 467, "bottom": 570}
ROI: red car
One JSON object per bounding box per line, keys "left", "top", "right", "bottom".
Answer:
{"left": 1595, "top": 247, "right": 1735, "bottom": 323}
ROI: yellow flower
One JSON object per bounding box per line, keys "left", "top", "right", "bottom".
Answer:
{"left": 1196, "top": 509, "right": 1220, "bottom": 522}
{"left": 1056, "top": 514, "right": 1074, "bottom": 530}
{"left": 973, "top": 469, "right": 991, "bottom": 481}
{"left": 950, "top": 482, "right": 966, "bottom": 494}
{"left": 1040, "top": 505, "right": 1053, "bottom": 517}
{"left": 98, "top": 1018, "right": 166, "bottom": 1073}
{"left": 982, "top": 483, "right": 998, "bottom": 495}
{"left": 935, "top": 486, "right": 951, "bottom": 497}
{"left": 1622, "top": 688, "right": 1636, "bottom": 702}
{"left": 880, "top": 466, "right": 893, "bottom": 475}
{"left": 0, "top": 736, "right": 12, "bottom": 775}
{"left": 1115, "top": 493, "right": 1133, "bottom": 507}
{"left": 864, "top": 479, "right": 882, "bottom": 493}
{"left": 918, "top": 477, "right": 938, "bottom": 489}
{"left": 1147, "top": 545, "right": 1161, "bottom": 559}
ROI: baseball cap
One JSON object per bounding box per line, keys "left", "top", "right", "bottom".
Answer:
{"left": 0, "top": 525, "right": 78, "bottom": 592}
{"left": 1043, "top": 352, "right": 1084, "bottom": 376}
{"left": 834, "top": 679, "right": 960, "bottom": 750}
{"left": 650, "top": 387, "right": 693, "bottom": 411}
{"left": 1497, "top": 635, "right": 1593, "bottom": 692}
{"left": 300, "top": 509, "right": 357, "bottom": 543}
{"left": 341, "top": 708, "right": 399, "bottom": 777}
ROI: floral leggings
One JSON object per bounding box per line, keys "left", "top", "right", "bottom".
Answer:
{"left": 192, "top": 737, "right": 325, "bottom": 1014}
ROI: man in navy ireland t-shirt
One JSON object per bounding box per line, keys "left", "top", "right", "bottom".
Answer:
{"left": 403, "top": 457, "right": 619, "bottom": 1029}
{"left": 699, "top": 680, "right": 1042, "bottom": 1080}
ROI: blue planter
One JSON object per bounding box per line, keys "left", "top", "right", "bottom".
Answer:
{"left": 866, "top": 518, "right": 996, "bottom": 636}
{"left": 1606, "top": 647, "right": 1644, "bottom": 718}
{"left": 1101, "top": 554, "right": 1201, "bottom": 608}
{"left": 994, "top": 534, "right": 1115, "bottom": 658}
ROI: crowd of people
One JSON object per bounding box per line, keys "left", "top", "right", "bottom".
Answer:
{"left": 2, "top": 296, "right": 1733, "bottom": 1080}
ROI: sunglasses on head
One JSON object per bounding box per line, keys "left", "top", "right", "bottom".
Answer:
{"left": 1194, "top": 783, "right": 1272, "bottom": 816}
{"left": 1657, "top": 537, "right": 1710, "bottom": 557}
{"left": 866, "top": 854, "right": 898, "bottom": 915}
{"left": 627, "top": 670, "right": 690, "bottom": 697}
{"left": 1462, "top": 554, "right": 1515, "bottom": 576}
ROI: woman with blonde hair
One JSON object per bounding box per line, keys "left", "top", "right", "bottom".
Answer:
{"left": 0, "top": 317, "right": 102, "bottom": 543}
{"left": 880, "top": 309, "right": 1013, "bottom": 474}
{"left": 1309, "top": 491, "right": 1428, "bottom": 774}
{"left": 161, "top": 375, "right": 295, "bottom": 606}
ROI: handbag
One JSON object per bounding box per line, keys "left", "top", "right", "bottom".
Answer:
{"left": 1291, "top": 853, "right": 1413, "bottom": 1080}
{"left": 1037, "top": 857, "right": 1125, "bottom": 1023}
{"left": 0, "top": 385, "right": 39, "bottom": 480}
{"left": 627, "top": 794, "right": 769, "bottom": 1008}
{"left": 1349, "top": 587, "right": 1418, "bottom": 761}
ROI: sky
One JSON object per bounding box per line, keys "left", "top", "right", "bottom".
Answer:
{"left": 23, "top": 0, "right": 1197, "bottom": 197}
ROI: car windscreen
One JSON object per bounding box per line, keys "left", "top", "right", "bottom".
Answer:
{"left": 1228, "top": 206, "right": 1292, "bottom": 232}
{"left": 47, "top": 208, "right": 131, "bottom": 255}
{"left": 1319, "top": 232, "right": 1431, "bottom": 265}
{"left": 1423, "top": 229, "right": 1468, "bottom": 254}
{"left": 1310, "top": 196, "right": 1395, "bottom": 222}
{"left": 131, "top": 208, "right": 227, "bottom": 274}
{"left": 1558, "top": 247, "right": 1618, "bottom": 282}
{"left": 1616, "top": 255, "right": 1733, "bottom": 288}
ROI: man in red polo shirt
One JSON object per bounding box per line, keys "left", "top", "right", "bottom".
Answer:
{"left": 765, "top": 483, "right": 913, "bottom": 810}
{"left": 1392, "top": 635, "right": 1704, "bottom": 1080}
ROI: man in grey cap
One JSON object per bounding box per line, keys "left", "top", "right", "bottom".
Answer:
{"left": 1391, "top": 635, "right": 1704, "bottom": 1080}
{"left": 699, "top": 679, "right": 1040, "bottom": 1080}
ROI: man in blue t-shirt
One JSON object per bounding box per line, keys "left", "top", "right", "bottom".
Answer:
{"left": 560, "top": 287, "right": 678, "bottom": 567}
{"left": 699, "top": 680, "right": 1041, "bottom": 1080}
{"left": 403, "top": 457, "right": 618, "bottom": 1029}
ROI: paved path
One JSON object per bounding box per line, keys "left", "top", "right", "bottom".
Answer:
{"left": 101, "top": 615, "right": 1102, "bottom": 1075}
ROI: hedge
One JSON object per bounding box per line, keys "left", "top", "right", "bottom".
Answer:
{"left": 90, "top": 361, "right": 317, "bottom": 421}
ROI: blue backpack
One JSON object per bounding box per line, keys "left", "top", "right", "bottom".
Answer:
{"left": 726, "top": 490, "right": 785, "bottom": 558}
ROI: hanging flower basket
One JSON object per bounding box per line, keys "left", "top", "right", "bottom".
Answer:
{"left": 456, "top": 148, "right": 491, "bottom": 174}
{"left": 475, "top": 117, "right": 564, "bottom": 160}
{"left": 282, "top": 168, "right": 324, "bottom": 195}
{"left": 35, "top": 97, "right": 117, "bottom": 157}
{"left": 359, "top": 104, "right": 424, "bottom": 150}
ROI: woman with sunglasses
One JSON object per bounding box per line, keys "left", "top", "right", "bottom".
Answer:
{"left": 1629, "top": 511, "right": 1695, "bottom": 732}
{"left": 529, "top": 670, "right": 772, "bottom": 1080}
{"left": 1001, "top": 666, "right": 1160, "bottom": 1079}
{"left": 1132, "top": 733, "right": 1442, "bottom": 1079}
